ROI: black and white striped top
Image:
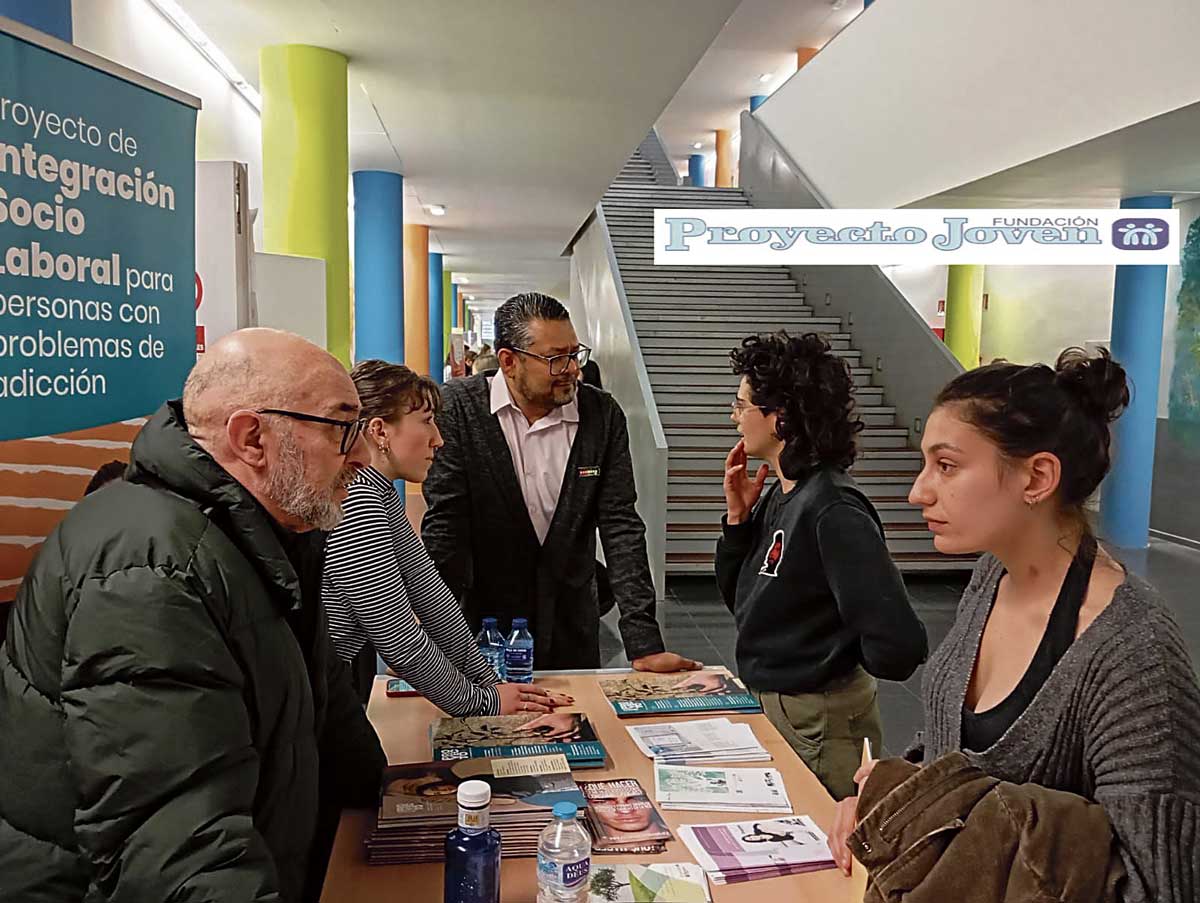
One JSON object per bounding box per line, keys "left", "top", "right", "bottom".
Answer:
{"left": 322, "top": 466, "right": 500, "bottom": 716}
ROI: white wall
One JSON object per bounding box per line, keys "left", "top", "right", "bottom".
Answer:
{"left": 570, "top": 210, "right": 668, "bottom": 600}
{"left": 72, "top": 0, "right": 263, "bottom": 218}
{"left": 756, "top": 0, "right": 1200, "bottom": 209}
{"left": 882, "top": 264, "right": 947, "bottom": 327}
{"left": 979, "top": 266, "right": 1115, "bottom": 367}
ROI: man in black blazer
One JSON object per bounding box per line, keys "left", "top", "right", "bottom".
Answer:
{"left": 422, "top": 293, "right": 699, "bottom": 673}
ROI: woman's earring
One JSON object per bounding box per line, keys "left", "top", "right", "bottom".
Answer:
{"left": 1025, "top": 496, "right": 1038, "bottom": 508}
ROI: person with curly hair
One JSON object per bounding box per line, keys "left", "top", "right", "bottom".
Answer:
{"left": 716, "top": 331, "right": 928, "bottom": 799}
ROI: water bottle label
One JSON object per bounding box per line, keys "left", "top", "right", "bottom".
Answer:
{"left": 562, "top": 858, "right": 590, "bottom": 887}
{"left": 537, "top": 854, "right": 590, "bottom": 890}
{"left": 506, "top": 648, "right": 532, "bottom": 666}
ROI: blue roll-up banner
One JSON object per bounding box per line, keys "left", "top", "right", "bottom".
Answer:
{"left": 0, "top": 19, "right": 199, "bottom": 440}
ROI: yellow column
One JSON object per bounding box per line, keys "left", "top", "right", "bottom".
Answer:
{"left": 944, "top": 265, "right": 985, "bottom": 369}
{"left": 797, "top": 47, "right": 818, "bottom": 70}
{"left": 260, "top": 45, "right": 351, "bottom": 365}
{"left": 714, "top": 129, "right": 733, "bottom": 188}
{"left": 404, "top": 224, "right": 430, "bottom": 374}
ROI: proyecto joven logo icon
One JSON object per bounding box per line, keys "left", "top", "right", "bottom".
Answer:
{"left": 1113, "top": 218, "right": 1169, "bottom": 250}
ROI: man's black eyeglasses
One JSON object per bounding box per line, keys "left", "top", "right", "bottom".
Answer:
{"left": 256, "top": 409, "right": 368, "bottom": 455}
{"left": 512, "top": 345, "right": 592, "bottom": 376}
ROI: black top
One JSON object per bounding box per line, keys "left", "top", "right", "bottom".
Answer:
{"left": 715, "top": 467, "right": 928, "bottom": 693}
{"left": 961, "top": 534, "right": 1097, "bottom": 752}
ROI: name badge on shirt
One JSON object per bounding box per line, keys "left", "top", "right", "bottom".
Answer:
{"left": 577, "top": 465, "right": 601, "bottom": 478}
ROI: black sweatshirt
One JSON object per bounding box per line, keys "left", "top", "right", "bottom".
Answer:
{"left": 715, "top": 467, "right": 928, "bottom": 694}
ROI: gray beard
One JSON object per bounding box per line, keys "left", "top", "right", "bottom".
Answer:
{"left": 265, "top": 429, "right": 353, "bottom": 531}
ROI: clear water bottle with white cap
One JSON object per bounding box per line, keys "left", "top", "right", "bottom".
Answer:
{"left": 476, "top": 617, "right": 507, "bottom": 680}
{"left": 536, "top": 801, "right": 591, "bottom": 902}
{"left": 504, "top": 618, "right": 535, "bottom": 684}
{"left": 444, "top": 780, "right": 501, "bottom": 903}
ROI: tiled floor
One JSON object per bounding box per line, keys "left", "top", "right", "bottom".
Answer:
{"left": 600, "top": 538, "right": 1200, "bottom": 756}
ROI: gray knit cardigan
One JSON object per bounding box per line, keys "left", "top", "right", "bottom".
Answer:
{"left": 919, "top": 554, "right": 1200, "bottom": 903}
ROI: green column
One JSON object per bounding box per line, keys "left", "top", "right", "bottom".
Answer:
{"left": 260, "top": 45, "right": 350, "bottom": 365}
{"left": 944, "top": 264, "right": 985, "bottom": 369}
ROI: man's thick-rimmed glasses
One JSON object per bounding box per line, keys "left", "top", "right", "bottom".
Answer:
{"left": 256, "top": 409, "right": 368, "bottom": 455}
{"left": 513, "top": 345, "right": 592, "bottom": 376}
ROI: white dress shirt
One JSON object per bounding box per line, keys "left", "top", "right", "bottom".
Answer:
{"left": 489, "top": 374, "right": 579, "bottom": 544}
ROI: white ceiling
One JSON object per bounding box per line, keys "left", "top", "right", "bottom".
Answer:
{"left": 654, "top": 0, "right": 863, "bottom": 174}
{"left": 177, "top": 0, "right": 740, "bottom": 309}
{"left": 915, "top": 100, "right": 1200, "bottom": 209}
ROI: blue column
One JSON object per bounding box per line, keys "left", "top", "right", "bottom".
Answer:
{"left": 750, "top": 95, "right": 768, "bottom": 113}
{"left": 1099, "top": 194, "right": 1173, "bottom": 549}
{"left": 863, "top": 0, "right": 876, "bottom": 7}
{"left": 688, "top": 154, "right": 705, "bottom": 188}
{"left": 0, "top": 0, "right": 72, "bottom": 41}
{"left": 450, "top": 282, "right": 459, "bottom": 328}
{"left": 352, "top": 171, "right": 404, "bottom": 363}
{"left": 428, "top": 252, "right": 444, "bottom": 384}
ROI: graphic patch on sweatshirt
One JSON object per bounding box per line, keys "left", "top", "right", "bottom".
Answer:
{"left": 759, "top": 529, "right": 785, "bottom": 578}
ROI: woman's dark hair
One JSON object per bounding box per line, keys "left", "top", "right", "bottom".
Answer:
{"left": 84, "top": 460, "right": 127, "bottom": 496}
{"left": 349, "top": 359, "right": 441, "bottom": 423}
{"left": 935, "top": 347, "right": 1129, "bottom": 520}
{"left": 729, "top": 331, "right": 862, "bottom": 477}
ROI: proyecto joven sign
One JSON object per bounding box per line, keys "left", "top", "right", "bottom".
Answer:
{"left": 654, "top": 208, "right": 1182, "bottom": 267}
{"left": 0, "top": 17, "right": 198, "bottom": 440}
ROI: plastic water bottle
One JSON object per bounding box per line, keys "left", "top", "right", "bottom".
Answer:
{"left": 536, "top": 802, "right": 591, "bottom": 902}
{"left": 476, "top": 617, "right": 507, "bottom": 680}
{"left": 444, "top": 780, "right": 501, "bottom": 903}
{"left": 504, "top": 618, "right": 535, "bottom": 685}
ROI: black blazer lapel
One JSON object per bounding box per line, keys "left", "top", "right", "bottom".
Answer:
{"left": 541, "top": 386, "right": 604, "bottom": 568}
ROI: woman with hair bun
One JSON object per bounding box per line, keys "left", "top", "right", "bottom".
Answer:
{"left": 716, "top": 331, "right": 928, "bottom": 800}
{"left": 828, "top": 348, "right": 1200, "bottom": 903}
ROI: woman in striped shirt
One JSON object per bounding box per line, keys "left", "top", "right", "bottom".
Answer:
{"left": 323, "top": 360, "right": 562, "bottom": 716}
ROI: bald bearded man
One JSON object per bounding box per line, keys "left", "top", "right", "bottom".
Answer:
{"left": 0, "top": 330, "right": 385, "bottom": 903}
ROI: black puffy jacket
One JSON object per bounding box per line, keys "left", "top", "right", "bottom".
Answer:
{"left": 0, "top": 401, "right": 385, "bottom": 903}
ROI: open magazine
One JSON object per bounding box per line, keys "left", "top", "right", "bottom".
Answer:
{"left": 598, "top": 669, "right": 761, "bottom": 717}
{"left": 430, "top": 711, "right": 606, "bottom": 768}
{"left": 678, "top": 815, "right": 835, "bottom": 884}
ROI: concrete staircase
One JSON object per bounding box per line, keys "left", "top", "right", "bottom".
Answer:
{"left": 599, "top": 178, "right": 975, "bottom": 575}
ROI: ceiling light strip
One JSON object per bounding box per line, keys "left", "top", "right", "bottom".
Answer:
{"left": 145, "top": 0, "right": 262, "bottom": 111}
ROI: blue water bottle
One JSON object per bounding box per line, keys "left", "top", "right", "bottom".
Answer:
{"left": 444, "top": 780, "right": 501, "bottom": 903}
{"left": 476, "top": 617, "right": 507, "bottom": 680}
{"left": 505, "top": 618, "right": 535, "bottom": 684}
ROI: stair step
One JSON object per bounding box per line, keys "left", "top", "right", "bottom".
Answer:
{"left": 629, "top": 304, "right": 814, "bottom": 315}
{"left": 648, "top": 364, "right": 871, "bottom": 388}
{"left": 654, "top": 387, "right": 884, "bottom": 409}
{"left": 620, "top": 279, "right": 802, "bottom": 295}
{"left": 666, "top": 473, "right": 911, "bottom": 498}
{"left": 665, "top": 425, "right": 908, "bottom": 449}
{"left": 646, "top": 348, "right": 861, "bottom": 367}
{"left": 618, "top": 265, "right": 796, "bottom": 277}
{"left": 657, "top": 409, "right": 892, "bottom": 428}
{"left": 634, "top": 314, "right": 818, "bottom": 327}
{"left": 642, "top": 333, "right": 851, "bottom": 352}
{"left": 639, "top": 321, "right": 842, "bottom": 337}
{"left": 621, "top": 275, "right": 797, "bottom": 286}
